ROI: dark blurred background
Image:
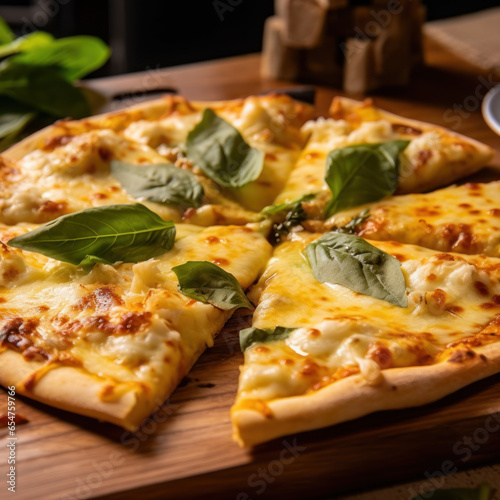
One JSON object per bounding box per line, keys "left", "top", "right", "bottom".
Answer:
{"left": 0, "top": 0, "right": 498, "bottom": 77}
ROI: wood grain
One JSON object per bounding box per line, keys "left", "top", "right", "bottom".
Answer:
{"left": 2, "top": 36, "right": 500, "bottom": 500}
{"left": 2, "top": 315, "right": 500, "bottom": 500}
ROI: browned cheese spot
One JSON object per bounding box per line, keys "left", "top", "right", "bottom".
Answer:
{"left": 391, "top": 123, "right": 422, "bottom": 135}
{"left": 205, "top": 236, "right": 221, "bottom": 244}
{"left": 448, "top": 349, "right": 476, "bottom": 363}
{"left": 474, "top": 281, "right": 489, "bottom": 297}
{"left": 392, "top": 253, "right": 407, "bottom": 263}
{"left": 42, "top": 134, "right": 74, "bottom": 151}
{"left": 73, "top": 287, "right": 124, "bottom": 313}
{"left": 367, "top": 342, "right": 393, "bottom": 369}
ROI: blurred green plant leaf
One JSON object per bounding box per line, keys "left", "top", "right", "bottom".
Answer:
{"left": 0, "top": 17, "right": 15, "bottom": 44}
{"left": 0, "top": 31, "right": 54, "bottom": 59}
{"left": 10, "top": 36, "right": 111, "bottom": 81}
{"left": 0, "top": 61, "right": 91, "bottom": 118}
{"left": 0, "top": 96, "right": 35, "bottom": 138}
{"left": 411, "top": 483, "right": 493, "bottom": 500}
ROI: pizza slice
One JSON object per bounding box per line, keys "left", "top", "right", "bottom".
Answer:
{"left": 308, "top": 180, "right": 500, "bottom": 258}
{"left": 273, "top": 97, "right": 493, "bottom": 220}
{"left": 1, "top": 94, "right": 312, "bottom": 227}
{"left": 0, "top": 208, "right": 272, "bottom": 430}
{"left": 231, "top": 231, "right": 500, "bottom": 446}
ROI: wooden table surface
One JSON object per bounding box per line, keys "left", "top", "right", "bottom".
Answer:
{"left": 2, "top": 36, "right": 500, "bottom": 500}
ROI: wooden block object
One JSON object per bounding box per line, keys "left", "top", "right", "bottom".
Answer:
{"left": 410, "top": 4, "right": 426, "bottom": 65}
{"left": 301, "top": 34, "right": 343, "bottom": 86}
{"left": 261, "top": 16, "right": 302, "bottom": 80}
{"left": 281, "top": 0, "right": 328, "bottom": 48}
{"left": 274, "top": 0, "right": 289, "bottom": 18}
{"left": 372, "top": 10, "right": 413, "bottom": 85}
{"left": 343, "top": 37, "right": 378, "bottom": 94}
{"left": 325, "top": 7, "right": 355, "bottom": 39}
{"left": 316, "top": 0, "right": 349, "bottom": 8}
{"left": 268, "top": 0, "right": 425, "bottom": 93}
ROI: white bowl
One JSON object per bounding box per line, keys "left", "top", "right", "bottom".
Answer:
{"left": 482, "top": 84, "right": 500, "bottom": 136}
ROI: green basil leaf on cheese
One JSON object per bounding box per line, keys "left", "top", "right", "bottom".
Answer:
{"left": 411, "top": 483, "right": 493, "bottom": 500}
{"left": 110, "top": 161, "right": 204, "bottom": 208}
{"left": 260, "top": 193, "right": 316, "bottom": 216}
{"left": 8, "top": 204, "right": 176, "bottom": 266}
{"left": 240, "top": 326, "right": 296, "bottom": 352}
{"left": 324, "top": 140, "right": 410, "bottom": 218}
{"left": 261, "top": 194, "right": 316, "bottom": 244}
{"left": 305, "top": 232, "right": 407, "bottom": 307}
{"left": 186, "top": 108, "right": 264, "bottom": 188}
{"left": 334, "top": 209, "right": 370, "bottom": 234}
{"left": 172, "top": 261, "right": 253, "bottom": 311}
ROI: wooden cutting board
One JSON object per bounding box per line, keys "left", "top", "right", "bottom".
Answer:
{"left": 2, "top": 312, "right": 500, "bottom": 500}
{"left": 3, "top": 45, "right": 500, "bottom": 500}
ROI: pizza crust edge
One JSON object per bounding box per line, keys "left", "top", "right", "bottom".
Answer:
{"left": 232, "top": 342, "right": 500, "bottom": 446}
{"left": 0, "top": 348, "right": 157, "bottom": 430}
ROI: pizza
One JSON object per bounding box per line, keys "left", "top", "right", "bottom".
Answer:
{"left": 320, "top": 180, "right": 500, "bottom": 257}
{"left": 0, "top": 93, "right": 498, "bottom": 447}
{"left": 2, "top": 94, "right": 312, "bottom": 226}
{"left": 231, "top": 234, "right": 500, "bottom": 446}
{"left": 0, "top": 219, "right": 271, "bottom": 429}
{"left": 274, "top": 97, "right": 494, "bottom": 219}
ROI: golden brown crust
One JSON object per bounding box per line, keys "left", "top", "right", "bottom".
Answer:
{"left": 0, "top": 349, "right": 154, "bottom": 430}
{"left": 232, "top": 342, "right": 500, "bottom": 446}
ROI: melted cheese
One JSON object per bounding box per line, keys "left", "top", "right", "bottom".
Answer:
{"left": 275, "top": 106, "right": 492, "bottom": 210}
{"left": 325, "top": 181, "right": 500, "bottom": 257}
{"left": 0, "top": 130, "right": 183, "bottom": 225}
{"left": 236, "top": 232, "right": 500, "bottom": 402}
{"left": 2, "top": 95, "right": 311, "bottom": 226}
{"left": 124, "top": 95, "right": 309, "bottom": 211}
{"left": 0, "top": 223, "right": 272, "bottom": 392}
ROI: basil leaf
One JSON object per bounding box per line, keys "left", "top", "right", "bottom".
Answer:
{"left": 305, "top": 232, "right": 407, "bottom": 307}
{"left": 0, "top": 111, "right": 33, "bottom": 139}
{"left": 8, "top": 204, "right": 176, "bottom": 266}
{"left": 186, "top": 108, "right": 264, "bottom": 188}
{"left": 0, "top": 31, "right": 54, "bottom": 59}
{"left": 324, "top": 140, "right": 410, "bottom": 218}
{"left": 240, "top": 326, "right": 296, "bottom": 352}
{"left": 0, "top": 17, "right": 15, "bottom": 44}
{"left": 172, "top": 261, "right": 253, "bottom": 311}
{"left": 0, "top": 96, "right": 35, "bottom": 141}
{"left": 0, "top": 110, "right": 34, "bottom": 152}
{"left": 261, "top": 194, "right": 316, "bottom": 216}
{"left": 10, "top": 36, "right": 111, "bottom": 81}
{"left": 0, "top": 62, "right": 90, "bottom": 118}
{"left": 110, "top": 161, "right": 204, "bottom": 208}
{"left": 334, "top": 209, "right": 370, "bottom": 234}
{"left": 411, "top": 483, "right": 493, "bottom": 500}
